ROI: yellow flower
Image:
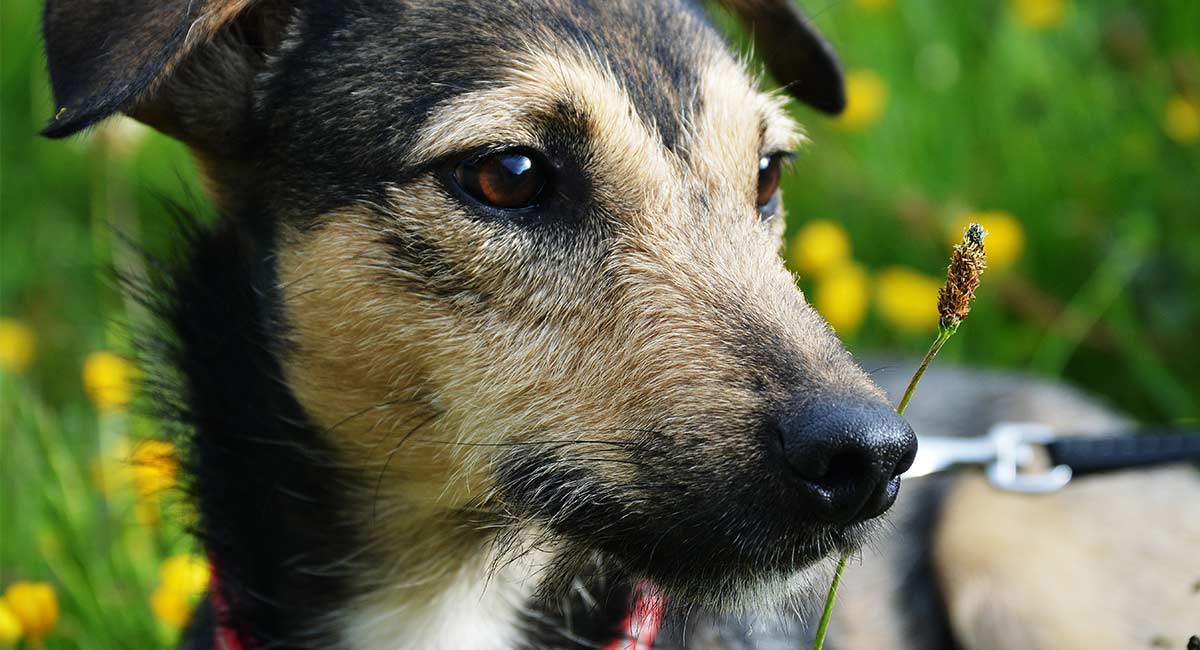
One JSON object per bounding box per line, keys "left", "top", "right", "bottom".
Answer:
{"left": 948, "top": 211, "right": 1025, "bottom": 271}
{"left": 150, "top": 587, "right": 193, "bottom": 629}
{"left": 813, "top": 262, "right": 870, "bottom": 335}
{"left": 875, "top": 266, "right": 941, "bottom": 333}
{"left": 1010, "top": 0, "right": 1068, "bottom": 30}
{"left": 3, "top": 582, "right": 57, "bottom": 648}
{"left": 130, "top": 440, "right": 179, "bottom": 498}
{"left": 838, "top": 70, "right": 888, "bottom": 132}
{"left": 0, "top": 319, "right": 36, "bottom": 374}
{"left": 852, "top": 0, "right": 893, "bottom": 12}
{"left": 82, "top": 350, "right": 136, "bottom": 411}
{"left": 0, "top": 598, "right": 22, "bottom": 645}
{"left": 93, "top": 439, "right": 177, "bottom": 524}
{"left": 789, "top": 219, "right": 852, "bottom": 278}
{"left": 151, "top": 555, "right": 210, "bottom": 629}
{"left": 1163, "top": 95, "right": 1200, "bottom": 145}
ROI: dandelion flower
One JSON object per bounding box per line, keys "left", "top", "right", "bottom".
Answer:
{"left": 1010, "top": 0, "right": 1068, "bottom": 30}
{"left": 3, "top": 582, "right": 57, "bottom": 649}
{"left": 130, "top": 440, "right": 179, "bottom": 498}
{"left": 949, "top": 211, "right": 1023, "bottom": 271}
{"left": 0, "top": 598, "right": 22, "bottom": 645}
{"left": 1163, "top": 95, "right": 1200, "bottom": 145}
{"left": 814, "top": 262, "right": 869, "bottom": 335}
{"left": 151, "top": 555, "right": 210, "bottom": 629}
{"left": 789, "top": 219, "right": 852, "bottom": 277}
{"left": 874, "top": 266, "right": 941, "bottom": 333}
{"left": 0, "top": 319, "right": 35, "bottom": 374}
{"left": 119, "top": 440, "right": 180, "bottom": 526}
{"left": 150, "top": 587, "right": 193, "bottom": 630}
{"left": 838, "top": 70, "right": 888, "bottom": 132}
{"left": 82, "top": 350, "right": 136, "bottom": 411}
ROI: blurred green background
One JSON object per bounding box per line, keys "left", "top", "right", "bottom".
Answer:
{"left": 1, "top": 0, "right": 1198, "bottom": 646}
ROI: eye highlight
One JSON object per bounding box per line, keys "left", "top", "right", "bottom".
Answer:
{"left": 756, "top": 153, "right": 788, "bottom": 219}
{"left": 453, "top": 150, "right": 548, "bottom": 210}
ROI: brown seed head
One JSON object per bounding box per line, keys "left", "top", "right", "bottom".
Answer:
{"left": 938, "top": 223, "right": 987, "bottom": 330}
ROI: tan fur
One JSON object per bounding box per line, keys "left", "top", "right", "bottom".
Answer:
{"left": 270, "top": 41, "right": 879, "bottom": 635}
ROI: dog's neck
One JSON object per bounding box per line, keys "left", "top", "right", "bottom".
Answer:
{"left": 340, "top": 544, "right": 544, "bottom": 649}
{"left": 158, "top": 216, "right": 633, "bottom": 648}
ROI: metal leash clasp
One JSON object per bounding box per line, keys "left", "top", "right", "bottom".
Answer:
{"left": 984, "top": 423, "right": 1073, "bottom": 493}
{"left": 904, "top": 422, "right": 1073, "bottom": 493}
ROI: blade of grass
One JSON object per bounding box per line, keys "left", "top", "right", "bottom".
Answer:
{"left": 813, "top": 225, "right": 986, "bottom": 650}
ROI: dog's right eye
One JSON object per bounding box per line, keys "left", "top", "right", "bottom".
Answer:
{"left": 453, "top": 151, "right": 548, "bottom": 210}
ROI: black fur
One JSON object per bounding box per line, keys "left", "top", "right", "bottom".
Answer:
{"left": 137, "top": 211, "right": 363, "bottom": 648}
{"left": 41, "top": 0, "right": 199, "bottom": 137}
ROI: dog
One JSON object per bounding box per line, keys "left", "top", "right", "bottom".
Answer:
{"left": 39, "top": 0, "right": 1200, "bottom": 648}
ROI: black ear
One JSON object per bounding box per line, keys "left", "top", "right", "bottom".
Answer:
{"left": 715, "top": 0, "right": 846, "bottom": 115}
{"left": 41, "top": 0, "right": 263, "bottom": 138}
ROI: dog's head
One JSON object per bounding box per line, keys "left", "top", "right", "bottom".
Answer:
{"left": 45, "top": 0, "right": 915, "bottom": 610}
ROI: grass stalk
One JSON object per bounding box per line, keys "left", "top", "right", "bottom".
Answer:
{"left": 896, "top": 326, "right": 955, "bottom": 416}
{"left": 812, "top": 224, "right": 987, "bottom": 650}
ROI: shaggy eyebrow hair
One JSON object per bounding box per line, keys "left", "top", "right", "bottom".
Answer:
{"left": 258, "top": 0, "right": 720, "bottom": 211}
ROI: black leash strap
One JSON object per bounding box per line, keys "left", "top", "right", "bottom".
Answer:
{"left": 1047, "top": 431, "right": 1200, "bottom": 477}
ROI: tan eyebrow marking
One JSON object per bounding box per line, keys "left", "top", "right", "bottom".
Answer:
{"left": 686, "top": 51, "right": 805, "bottom": 201}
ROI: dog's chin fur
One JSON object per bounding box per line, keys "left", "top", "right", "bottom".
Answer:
{"left": 336, "top": 528, "right": 841, "bottom": 650}
{"left": 529, "top": 519, "right": 874, "bottom": 615}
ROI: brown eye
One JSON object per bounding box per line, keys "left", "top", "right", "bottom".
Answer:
{"left": 454, "top": 151, "right": 547, "bottom": 210}
{"left": 756, "top": 153, "right": 783, "bottom": 211}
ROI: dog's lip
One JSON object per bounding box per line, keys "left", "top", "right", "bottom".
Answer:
{"left": 816, "top": 520, "right": 874, "bottom": 555}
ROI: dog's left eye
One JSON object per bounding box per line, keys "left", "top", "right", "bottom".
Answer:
{"left": 753, "top": 154, "right": 782, "bottom": 220}
{"left": 453, "top": 150, "right": 548, "bottom": 210}
{"left": 757, "top": 153, "right": 786, "bottom": 220}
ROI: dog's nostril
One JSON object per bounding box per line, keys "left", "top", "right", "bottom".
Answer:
{"left": 893, "top": 443, "right": 918, "bottom": 478}
{"left": 775, "top": 395, "right": 917, "bottom": 523}
{"left": 818, "top": 449, "right": 871, "bottom": 487}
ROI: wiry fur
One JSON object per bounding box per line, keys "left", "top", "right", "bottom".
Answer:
{"left": 40, "top": 0, "right": 1200, "bottom": 648}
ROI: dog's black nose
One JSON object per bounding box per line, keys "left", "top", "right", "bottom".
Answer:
{"left": 775, "top": 396, "right": 917, "bottom": 524}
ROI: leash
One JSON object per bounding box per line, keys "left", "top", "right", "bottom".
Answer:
{"left": 903, "top": 422, "right": 1200, "bottom": 493}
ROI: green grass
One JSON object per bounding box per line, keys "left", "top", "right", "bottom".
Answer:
{"left": 2, "top": 0, "right": 1198, "bottom": 646}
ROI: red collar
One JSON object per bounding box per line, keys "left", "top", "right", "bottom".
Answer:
{"left": 603, "top": 580, "right": 665, "bottom": 650}
{"left": 209, "top": 559, "right": 251, "bottom": 650}
{"left": 210, "top": 564, "right": 663, "bottom": 650}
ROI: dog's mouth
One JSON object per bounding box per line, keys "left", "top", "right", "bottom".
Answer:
{"left": 495, "top": 408, "right": 910, "bottom": 609}
{"left": 499, "top": 455, "right": 883, "bottom": 614}
{"left": 546, "top": 521, "right": 873, "bottom": 617}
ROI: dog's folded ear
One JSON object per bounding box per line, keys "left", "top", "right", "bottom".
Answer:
{"left": 714, "top": 0, "right": 846, "bottom": 115}
{"left": 41, "top": 0, "right": 285, "bottom": 152}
